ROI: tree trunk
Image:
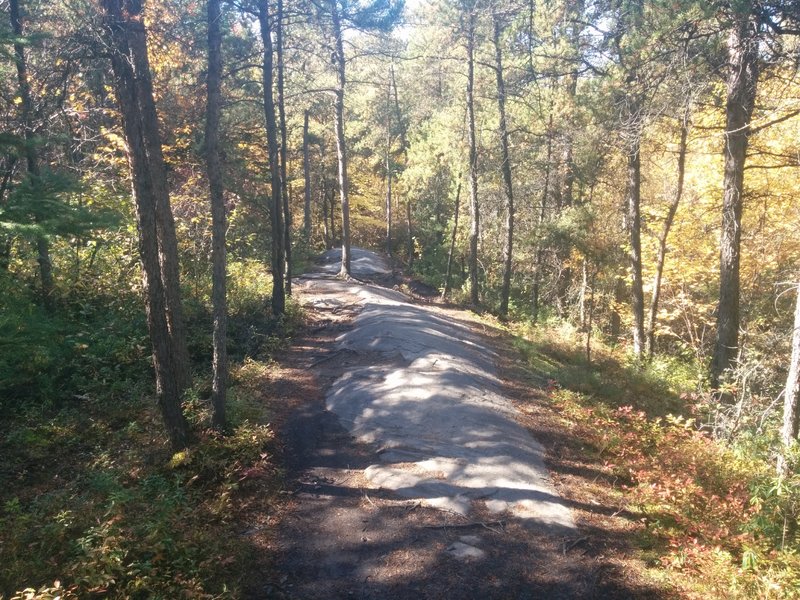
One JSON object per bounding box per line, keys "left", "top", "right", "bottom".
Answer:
{"left": 646, "top": 114, "right": 688, "bottom": 358}
{"left": 321, "top": 176, "right": 331, "bottom": 248}
{"left": 532, "top": 113, "right": 553, "bottom": 323}
{"left": 627, "top": 139, "right": 646, "bottom": 357}
{"left": 276, "top": 0, "right": 291, "bottom": 295}
{"left": 10, "top": 0, "right": 54, "bottom": 307}
{"left": 778, "top": 282, "right": 800, "bottom": 476}
{"left": 493, "top": 12, "right": 514, "bottom": 319}
{"left": 258, "top": 0, "right": 285, "bottom": 316}
{"left": 102, "top": 0, "right": 190, "bottom": 450}
{"left": 465, "top": 9, "right": 480, "bottom": 306}
{"left": 610, "top": 276, "right": 625, "bottom": 341}
{"left": 442, "top": 178, "right": 462, "bottom": 299}
{"left": 711, "top": 8, "right": 759, "bottom": 388}
{"left": 406, "top": 199, "right": 413, "bottom": 268}
{"left": 206, "top": 0, "right": 227, "bottom": 430}
{"left": 303, "top": 110, "right": 312, "bottom": 239}
{"left": 385, "top": 69, "right": 393, "bottom": 257}
{"left": 330, "top": 0, "right": 351, "bottom": 277}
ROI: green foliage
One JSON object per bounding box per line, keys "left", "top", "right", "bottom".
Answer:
{"left": 1, "top": 365, "right": 280, "bottom": 599}
{"left": 511, "top": 321, "right": 800, "bottom": 597}
{"left": 1, "top": 172, "right": 119, "bottom": 239}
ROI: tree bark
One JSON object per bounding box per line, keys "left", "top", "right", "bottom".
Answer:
{"left": 303, "top": 110, "right": 312, "bottom": 239}
{"left": 627, "top": 139, "right": 646, "bottom": 357}
{"left": 711, "top": 7, "right": 759, "bottom": 388}
{"left": 532, "top": 113, "right": 553, "bottom": 323}
{"left": 778, "top": 282, "right": 800, "bottom": 476}
{"left": 330, "top": 0, "right": 351, "bottom": 276}
{"left": 276, "top": 0, "right": 291, "bottom": 295}
{"left": 258, "top": 0, "right": 285, "bottom": 316}
{"left": 646, "top": 115, "right": 688, "bottom": 358}
{"left": 206, "top": 0, "right": 227, "bottom": 430}
{"left": 10, "top": 0, "right": 54, "bottom": 307}
{"left": 102, "top": 0, "right": 190, "bottom": 450}
{"left": 465, "top": 9, "right": 480, "bottom": 306}
{"left": 442, "top": 178, "right": 462, "bottom": 299}
{"left": 321, "top": 176, "right": 331, "bottom": 248}
{"left": 385, "top": 68, "right": 393, "bottom": 257}
{"left": 493, "top": 12, "right": 514, "bottom": 319}
{"left": 406, "top": 199, "right": 413, "bottom": 268}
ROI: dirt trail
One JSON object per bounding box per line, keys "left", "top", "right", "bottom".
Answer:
{"left": 256, "top": 249, "right": 651, "bottom": 599}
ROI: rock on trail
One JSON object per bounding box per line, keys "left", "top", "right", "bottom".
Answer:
{"left": 321, "top": 252, "right": 572, "bottom": 527}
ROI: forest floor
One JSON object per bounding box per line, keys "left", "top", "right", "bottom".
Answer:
{"left": 240, "top": 248, "right": 675, "bottom": 599}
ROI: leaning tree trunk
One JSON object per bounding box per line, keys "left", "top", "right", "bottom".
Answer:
{"left": 206, "top": 0, "right": 227, "bottom": 430}
{"left": 276, "top": 0, "right": 291, "bottom": 295}
{"left": 493, "top": 12, "right": 514, "bottom": 318}
{"left": 303, "top": 110, "right": 312, "bottom": 239}
{"left": 102, "top": 0, "right": 190, "bottom": 450}
{"left": 258, "top": 1, "right": 285, "bottom": 315}
{"left": 10, "top": 0, "right": 53, "bottom": 307}
{"left": 646, "top": 114, "right": 689, "bottom": 358}
{"left": 711, "top": 8, "right": 759, "bottom": 389}
{"left": 330, "top": 0, "right": 351, "bottom": 277}
{"left": 465, "top": 9, "right": 480, "bottom": 306}
{"left": 778, "top": 282, "right": 800, "bottom": 476}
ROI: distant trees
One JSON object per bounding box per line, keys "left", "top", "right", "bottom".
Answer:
{"left": 2, "top": 0, "right": 799, "bottom": 465}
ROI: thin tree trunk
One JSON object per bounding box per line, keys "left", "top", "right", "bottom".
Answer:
{"left": 442, "top": 178, "right": 462, "bottom": 299}
{"left": 646, "top": 114, "right": 689, "bottom": 358}
{"left": 329, "top": 179, "right": 337, "bottom": 244}
{"left": 10, "top": 0, "right": 53, "bottom": 307}
{"left": 778, "top": 282, "right": 800, "bottom": 476}
{"left": 610, "top": 276, "right": 625, "bottom": 341}
{"left": 206, "top": 0, "right": 227, "bottom": 430}
{"left": 586, "top": 268, "right": 596, "bottom": 364}
{"left": 258, "top": 0, "right": 285, "bottom": 316}
{"left": 711, "top": 7, "right": 759, "bottom": 389}
{"left": 0, "top": 159, "right": 14, "bottom": 270}
{"left": 385, "top": 68, "right": 393, "bottom": 257}
{"left": 532, "top": 114, "right": 553, "bottom": 323}
{"left": 276, "top": 0, "right": 291, "bottom": 295}
{"left": 579, "top": 257, "right": 588, "bottom": 330}
{"left": 406, "top": 199, "right": 413, "bottom": 268}
{"left": 465, "top": 9, "right": 480, "bottom": 306}
{"left": 330, "top": 0, "right": 350, "bottom": 276}
{"left": 302, "top": 110, "right": 312, "bottom": 239}
{"left": 492, "top": 11, "right": 514, "bottom": 318}
{"left": 321, "top": 176, "right": 331, "bottom": 248}
{"left": 102, "top": 0, "right": 190, "bottom": 450}
{"left": 627, "top": 138, "right": 646, "bottom": 357}
{"left": 554, "top": 0, "right": 582, "bottom": 317}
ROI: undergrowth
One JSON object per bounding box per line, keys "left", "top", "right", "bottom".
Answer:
{"left": 510, "top": 319, "right": 800, "bottom": 599}
{"left": 0, "top": 260, "right": 303, "bottom": 599}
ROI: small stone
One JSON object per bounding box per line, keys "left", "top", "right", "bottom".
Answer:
{"left": 445, "top": 541, "right": 485, "bottom": 561}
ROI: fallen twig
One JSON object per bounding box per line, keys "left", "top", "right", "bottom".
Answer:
{"left": 563, "top": 536, "right": 588, "bottom": 554}
{"left": 422, "top": 520, "right": 505, "bottom": 531}
{"left": 311, "top": 347, "right": 358, "bottom": 366}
